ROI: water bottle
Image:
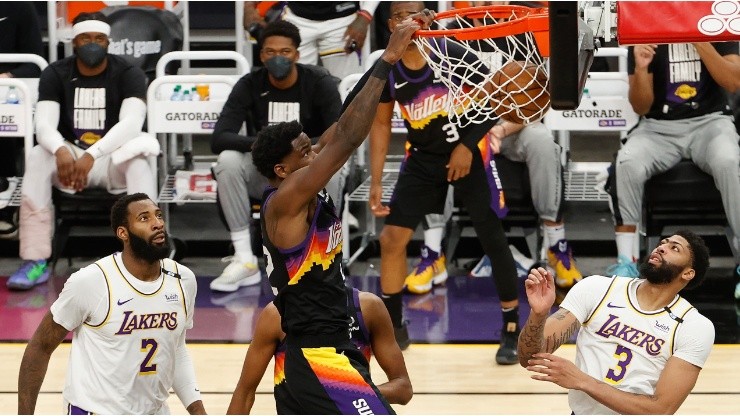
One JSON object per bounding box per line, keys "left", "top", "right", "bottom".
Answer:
{"left": 182, "top": 90, "right": 191, "bottom": 101}
{"left": 190, "top": 87, "right": 201, "bottom": 101}
{"left": 195, "top": 84, "right": 210, "bottom": 101}
{"left": 5, "top": 86, "right": 20, "bottom": 104}
{"left": 170, "top": 85, "right": 183, "bottom": 101}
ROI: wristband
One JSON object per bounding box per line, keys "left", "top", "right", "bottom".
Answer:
{"left": 357, "top": 10, "right": 373, "bottom": 22}
{"left": 372, "top": 59, "right": 393, "bottom": 80}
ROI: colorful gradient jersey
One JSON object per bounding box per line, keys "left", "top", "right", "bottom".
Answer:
{"left": 274, "top": 287, "right": 372, "bottom": 390}
{"left": 261, "top": 187, "right": 349, "bottom": 337}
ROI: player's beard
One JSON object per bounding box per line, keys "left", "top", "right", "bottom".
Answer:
{"left": 129, "top": 230, "right": 171, "bottom": 263}
{"left": 638, "top": 257, "right": 685, "bottom": 285}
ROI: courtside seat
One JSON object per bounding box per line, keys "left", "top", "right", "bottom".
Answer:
{"left": 642, "top": 159, "right": 726, "bottom": 251}
{"left": 51, "top": 188, "right": 124, "bottom": 266}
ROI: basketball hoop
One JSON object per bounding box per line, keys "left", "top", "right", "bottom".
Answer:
{"left": 413, "top": 5, "right": 550, "bottom": 127}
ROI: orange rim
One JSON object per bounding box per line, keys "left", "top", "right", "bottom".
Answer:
{"left": 415, "top": 5, "right": 550, "bottom": 56}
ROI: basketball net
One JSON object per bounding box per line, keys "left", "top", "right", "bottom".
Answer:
{"left": 413, "top": 6, "right": 550, "bottom": 128}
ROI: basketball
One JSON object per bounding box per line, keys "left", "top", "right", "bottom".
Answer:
{"left": 491, "top": 61, "right": 550, "bottom": 124}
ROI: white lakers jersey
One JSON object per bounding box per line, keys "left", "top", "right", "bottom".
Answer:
{"left": 560, "top": 275, "right": 714, "bottom": 415}
{"left": 50, "top": 253, "right": 197, "bottom": 414}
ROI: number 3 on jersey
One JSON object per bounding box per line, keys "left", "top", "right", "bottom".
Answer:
{"left": 140, "top": 338, "right": 158, "bottom": 375}
{"left": 605, "top": 345, "right": 633, "bottom": 383}
{"left": 442, "top": 122, "right": 459, "bottom": 143}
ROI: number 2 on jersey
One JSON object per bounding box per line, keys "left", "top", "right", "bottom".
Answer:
{"left": 605, "top": 345, "right": 633, "bottom": 383}
{"left": 140, "top": 338, "right": 158, "bottom": 375}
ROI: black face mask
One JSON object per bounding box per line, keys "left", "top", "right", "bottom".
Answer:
{"left": 264, "top": 55, "right": 293, "bottom": 80}
{"left": 128, "top": 228, "right": 171, "bottom": 263}
{"left": 75, "top": 43, "right": 107, "bottom": 68}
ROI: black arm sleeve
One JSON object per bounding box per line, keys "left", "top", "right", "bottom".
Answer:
{"left": 211, "top": 75, "right": 256, "bottom": 154}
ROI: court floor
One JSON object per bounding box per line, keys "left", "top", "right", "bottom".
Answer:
{"left": 1, "top": 343, "right": 738, "bottom": 414}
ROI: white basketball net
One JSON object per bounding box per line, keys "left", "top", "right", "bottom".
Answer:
{"left": 413, "top": 8, "right": 549, "bottom": 128}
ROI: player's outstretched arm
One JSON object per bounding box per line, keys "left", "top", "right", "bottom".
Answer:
{"left": 518, "top": 267, "right": 579, "bottom": 367}
{"left": 227, "top": 304, "right": 283, "bottom": 415}
{"left": 361, "top": 293, "right": 413, "bottom": 404}
{"left": 277, "top": 11, "right": 434, "bottom": 207}
{"left": 18, "top": 312, "right": 69, "bottom": 414}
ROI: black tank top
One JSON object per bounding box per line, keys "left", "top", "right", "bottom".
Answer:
{"left": 261, "top": 187, "right": 349, "bottom": 338}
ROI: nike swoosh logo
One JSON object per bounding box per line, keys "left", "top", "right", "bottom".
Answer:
{"left": 195, "top": 388, "right": 200, "bottom": 392}
{"left": 260, "top": 91, "right": 269, "bottom": 97}
{"left": 607, "top": 302, "right": 625, "bottom": 308}
{"left": 117, "top": 298, "right": 133, "bottom": 306}
{"left": 394, "top": 81, "right": 408, "bottom": 89}
{"left": 0, "top": 17, "right": 8, "bottom": 22}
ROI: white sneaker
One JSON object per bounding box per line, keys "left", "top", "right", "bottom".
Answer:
{"left": 210, "top": 256, "right": 261, "bottom": 292}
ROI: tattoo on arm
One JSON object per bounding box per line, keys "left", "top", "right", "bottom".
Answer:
{"left": 335, "top": 75, "right": 388, "bottom": 150}
{"left": 518, "top": 309, "right": 580, "bottom": 364}
{"left": 544, "top": 309, "right": 581, "bottom": 352}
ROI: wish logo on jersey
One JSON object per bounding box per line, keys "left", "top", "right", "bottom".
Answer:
{"left": 114, "top": 311, "right": 178, "bottom": 335}
{"left": 594, "top": 314, "right": 666, "bottom": 356}
{"left": 398, "top": 85, "right": 449, "bottom": 130}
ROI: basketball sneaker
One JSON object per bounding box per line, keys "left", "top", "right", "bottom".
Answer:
{"left": 405, "top": 245, "right": 447, "bottom": 294}
{"left": 469, "top": 255, "right": 492, "bottom": 278}
{"left": 7, "top": 259, "right": 51, "bottom": 291}
{"left": 733, "top": 265, "right": 739, "bottom": 301}
{"left": 605, "top": 255, "right": 639, "bottom": 278}
{"left": 547, "top": 239, "right": 582, "bottom": 289}
{"left": 210, "top": 255, "right": 261, "bottom": 292}
{"left": 495, "top": 322, "right": 519, "bottom": 365}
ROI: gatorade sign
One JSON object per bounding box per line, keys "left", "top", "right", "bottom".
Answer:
{"left": 150, "top": 101, "right": 224, "bottom": 134}
{"left": 0, "top": 104, "right": 26, "bottom": 136}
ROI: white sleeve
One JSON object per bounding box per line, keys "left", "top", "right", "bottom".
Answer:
{"left": 34, "top": 100, "right": 67, "bottom": 155}
{"left": 359, "top": 1, "right": 379, "bottom": 15}
{"left": 172, "top": 331, "right": 202, "bottom": 409}
{"left": 559, "top": 275, "right": 614, "bottom": 323}
{"left": 672, "top": 310, "right": 715, "bottom": 368}
{"left": 84, "top": 97, "right": 146, "bottom": 160}
{"left": 49, "top": 264, "right": 110, "bottom": 331}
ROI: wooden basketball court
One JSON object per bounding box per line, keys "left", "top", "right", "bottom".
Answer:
{"left": 1, "top": 343, "right": 737, "bottom": 414}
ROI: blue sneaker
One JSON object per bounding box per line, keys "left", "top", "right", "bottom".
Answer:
{"left": 7, "top": 260, "right": 51, "bottom": 291}
{"left": 605, "top": 255, "right": 639, "bottom": 278}
{"left": 470, "top": 254, "right": 531, "bottom": 278}
{"left": 470, "top": 255, "right": 492, "bottom": 277}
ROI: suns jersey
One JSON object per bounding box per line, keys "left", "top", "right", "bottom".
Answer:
{"left": 274, "top": 287, "right": 373, "bottom": 388}
{"left": 560, "top": 275, "right": 714, "bottom": 415}
{"left": 261, "top": 187, "right": 348, "bottom": 338}
{"left": 50, "top": 253, "right": 197, "bottom": 415}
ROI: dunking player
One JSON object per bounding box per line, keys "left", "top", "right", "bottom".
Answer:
{"left": 18, "top": 193, "right": 205, "bottom": 414}
{"left": 344, "top": 1, "right": 521, "bottom": 364}
{"left": 227, "top": 287, "right": 412, "bottom": 414}
{"left": 518, "top": 230, "right": 714, "bottom": 414}
{"left": 249, "top": 10, "right": 432, "bottom": 414}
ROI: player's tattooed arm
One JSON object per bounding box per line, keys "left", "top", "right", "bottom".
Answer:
{"left": 18, "top": 312, "right": 69, "bottom": 414}
{"left": 518, "top": 307, "right": 580, "bottom": 367}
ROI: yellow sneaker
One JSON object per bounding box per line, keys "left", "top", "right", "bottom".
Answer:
{"left": 405, "top": 245, "right": 448, "bottom": 294}
{"left": 547, "top": 239, "right": 582, "bottom": 289}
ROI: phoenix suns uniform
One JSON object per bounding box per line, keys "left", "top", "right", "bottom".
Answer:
{"left": 273, "top": 286, "right": 373, "bottom": 414}
{"left": 50, "top": 253, "right": 199, "bottom": 414}
{"left": 261, "top": 187, "right": 392, "bottom": 414}
{"left": 342, "top": 39, "right": 519, "bottom": 301}
{"left": 560, "top": 275, "right": 714, "bottom": 415}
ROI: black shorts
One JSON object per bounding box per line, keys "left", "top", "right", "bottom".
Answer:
{"left": 386, "top": 146, "right": 497, "bottom": 229}
{"left": 278, "top": 341, "right": 394, "bottom": 415}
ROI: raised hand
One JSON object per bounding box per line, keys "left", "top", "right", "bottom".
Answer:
{"left": 382, "top": 9, "right": 435, "bottom": 64}
{"left": 633, "top": 44, "right": 657, "bottom": 70}
{"left": 525, "top": 267, "right": 556, "bottom": 316}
